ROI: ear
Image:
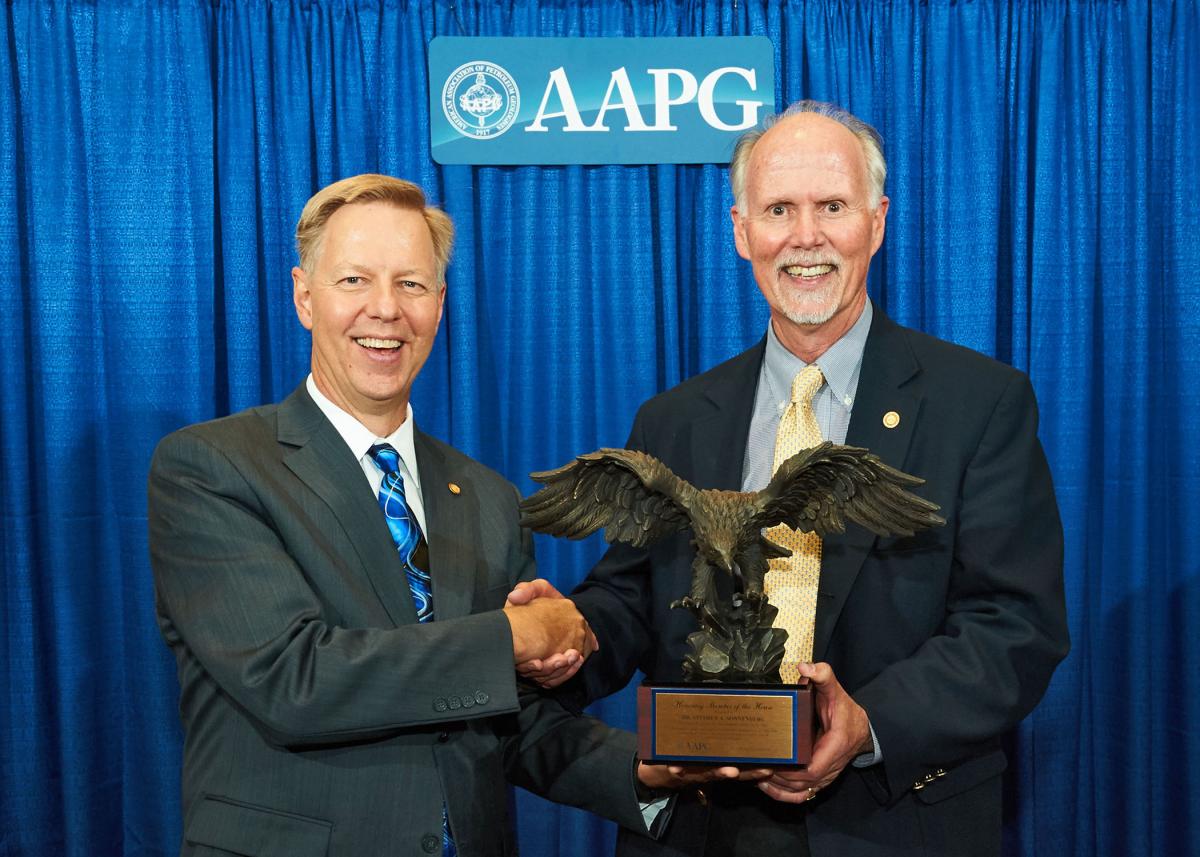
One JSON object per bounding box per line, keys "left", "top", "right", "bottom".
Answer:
{"left": 870, "top": 196, "right": 890, "bottom": 254}
{"left": 435, "top": 282, "right": 447, "bottom": 328}
{"left": 731, "top": 205, "right": 751, "bottom": 261}
{"left": 292, "top": 266, "right": 314, "bottom": 331}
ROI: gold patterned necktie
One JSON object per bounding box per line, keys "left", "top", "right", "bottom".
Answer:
{"left": 764, "top": 364, "right": 825, "bottom": 682}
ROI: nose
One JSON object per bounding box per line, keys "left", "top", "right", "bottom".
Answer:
{"left": 364, "top": 281, "right": 402, "bottom": 321}
{"left": 786, "top": 206, "right": 824, "bottom": 249}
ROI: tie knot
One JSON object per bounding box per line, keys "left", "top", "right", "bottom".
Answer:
{"left": 790, "top": 364, "right": 824, "bottom": 405}
{"left": 368, "top": 443, "right": 401, "bottom": 475}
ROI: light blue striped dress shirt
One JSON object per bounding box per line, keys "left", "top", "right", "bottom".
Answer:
{"left": 740, "top": 300, "right": 873, "bottom": 491}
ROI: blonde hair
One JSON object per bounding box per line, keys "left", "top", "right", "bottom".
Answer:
{"left": 295, "top": 174, "right": 455, "bottom": 284}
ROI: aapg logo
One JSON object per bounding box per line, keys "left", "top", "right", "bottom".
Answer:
{"left": 442, "top": 61, "right": 520, "bottom": 139}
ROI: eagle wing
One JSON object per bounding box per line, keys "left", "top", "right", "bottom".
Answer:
{"left": 750, "top": 442, "right": 945, "bottom": 538}
{"left": 519, "top": 448, "right": 694, "bottom": 547}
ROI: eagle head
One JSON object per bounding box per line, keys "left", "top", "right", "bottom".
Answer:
{"left": 700, "top": 540, "right": 745, "bottom": 590}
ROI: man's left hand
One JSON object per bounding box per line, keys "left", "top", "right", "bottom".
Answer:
{"left": 637, "top": 761, "right": 772, "bottom": 791}
{"left": 758, "top": 661, "right": 873, "bottom": 804}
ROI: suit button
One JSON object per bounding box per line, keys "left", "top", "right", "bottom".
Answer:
{"left": 421, "top": 833, "right": 439, "bottom": 853}
{"left": 475, "top": 691, "right": 489, "bottom": 705}
{"left": 437, "top": 731, "right": 450, "bottom": 743}
{"left": 461, "top": 694, "right": 475, "bottom": 709}
{"left": 447, "top": 695, "right": 462, "bottom": 710}
{"left": 433, "top": 697, "right": 448, "bottom": 713}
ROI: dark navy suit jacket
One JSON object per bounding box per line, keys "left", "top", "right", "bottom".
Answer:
{"left": 571, "top": 309, "right": 1069, "bottom": 857}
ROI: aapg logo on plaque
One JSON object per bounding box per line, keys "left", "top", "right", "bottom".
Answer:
{"left": 442, "top": 61, "right": 520, "bottom": 138}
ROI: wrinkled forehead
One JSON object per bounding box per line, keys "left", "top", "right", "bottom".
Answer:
{"left": 318, "top": 203, "right": 436, "bottom": 266}
{"left": 747, "top": 116, "right": 870, "bottom": 197}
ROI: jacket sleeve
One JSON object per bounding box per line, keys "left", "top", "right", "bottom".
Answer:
{"left": 491, "top": 489, "right": 650, "bottom": 833}
{"left": 851, "top": 372, "right": 1070, "bottom": 799}
{"left": 148, "top": 427, "right": 522, "bottom": 747}
{"left": 504, "top": 680, "right": 648, "bottom": 832}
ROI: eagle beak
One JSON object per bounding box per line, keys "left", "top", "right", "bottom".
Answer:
{"left": 730, "top": 560, "right": 746, "bottom": 593}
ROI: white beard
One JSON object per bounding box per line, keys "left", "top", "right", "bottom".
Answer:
{"left": 773, "top": 277, "right": 840, "bottom": 326}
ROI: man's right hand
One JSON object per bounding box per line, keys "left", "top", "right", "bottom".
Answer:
{"left": 503, "top": 582, "right": 597, "bottom": 665}
{"left": 506, "top": 579, "right": 597, "bottom": 687}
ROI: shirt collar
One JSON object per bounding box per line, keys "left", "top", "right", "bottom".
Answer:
{"left": 763, "top": 298, "right": 873, "bottom": 407}
{"left": 305, "top": 375, "right": 420, "bottom": 481}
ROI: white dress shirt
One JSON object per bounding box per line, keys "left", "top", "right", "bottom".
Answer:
{"left": 306, "top": 375, "right": 429, "bottom": 533}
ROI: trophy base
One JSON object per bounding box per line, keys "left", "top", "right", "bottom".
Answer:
{"left": 637, "top": 680, "right": 815, "bottom": 766}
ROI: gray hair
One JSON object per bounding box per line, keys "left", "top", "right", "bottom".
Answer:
{"left": 730, "top": 100, "right": 887, "bottom": 211}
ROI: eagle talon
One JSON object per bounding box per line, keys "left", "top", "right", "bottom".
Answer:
{"left": 671, "top": 596, "right": 704, "bottom": 613}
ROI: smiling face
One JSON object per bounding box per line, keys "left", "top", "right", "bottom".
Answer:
{"left": 732, "top": 112, "right": 889, "bottom": 358}
{"left": 292, "top": 201, "right": 445, "bottom": 435}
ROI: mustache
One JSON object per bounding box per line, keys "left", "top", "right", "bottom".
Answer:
{"left": 776, "top": 253, "right": 841, "bottom": 270}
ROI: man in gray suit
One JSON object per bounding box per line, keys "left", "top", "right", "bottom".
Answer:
{"left": 149, "top": 174, "right": 664, "bottom": 856}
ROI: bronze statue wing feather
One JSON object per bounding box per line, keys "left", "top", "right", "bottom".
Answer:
{"left": 751, "top": 442, "right": 945, "bottom": 538}
{"left": 519, "top": 448, "right": 694, "bottom": 546}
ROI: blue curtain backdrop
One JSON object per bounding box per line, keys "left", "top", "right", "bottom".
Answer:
{"left": 2, "top": 0, "right": 1196, "bottom": 855}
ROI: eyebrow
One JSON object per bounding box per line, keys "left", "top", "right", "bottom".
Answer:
{"left": 331, "top": 263, "right": 432, "bottom": 278}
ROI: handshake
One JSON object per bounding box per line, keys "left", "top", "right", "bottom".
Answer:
{"left": 502, "top": 579, "right": 594, "bottom": 688}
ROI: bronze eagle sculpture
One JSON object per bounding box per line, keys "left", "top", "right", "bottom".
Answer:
{"left": 520, "top": 442, "right": 945, "bottom": 682}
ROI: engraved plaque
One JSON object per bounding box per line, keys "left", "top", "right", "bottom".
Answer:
{"left": 637, "top": 682, "right": 814, "bottom": 766}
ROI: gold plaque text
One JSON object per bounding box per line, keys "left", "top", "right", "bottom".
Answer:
{"left": 653, "top": 692, "right": 794, "bottom": 759}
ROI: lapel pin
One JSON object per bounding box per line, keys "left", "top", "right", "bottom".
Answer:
{"left": 448, "top": 482, "right": 461, "bottom": 495}
{"left": 882, "top": 411, "right": 901, "bottom": 429}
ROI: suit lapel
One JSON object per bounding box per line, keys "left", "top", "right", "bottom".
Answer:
{"left": 414, "top": 430, "right": 478, "bottom": 620}
{"left": 689, "top": 339, "right": 766, "bottom": 490}
{"left": 813, "top": 310, "right": 923, "bottom": 661}
{"left": 676, "top": 343, "right": 766, "bottom": 608}
{"left": 277, "top": 386, "right": 419, "bottom": 626}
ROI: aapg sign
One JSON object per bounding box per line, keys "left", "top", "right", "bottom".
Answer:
{"left": 429, "top": 37, "right": 775, "bottom": 165}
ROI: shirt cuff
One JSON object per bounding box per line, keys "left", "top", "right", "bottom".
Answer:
{"left": 851, "top": 719, "right": 883, "bottom": 768}
{"left": 639, "top": 795, "right": 673, "bottom": 835}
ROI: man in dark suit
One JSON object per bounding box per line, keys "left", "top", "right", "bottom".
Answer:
{"left": 519, "top": 101, "right": 1070, "bottom": 856}
{"left": 148, "top": 175, "right": 666, "bottom": 856}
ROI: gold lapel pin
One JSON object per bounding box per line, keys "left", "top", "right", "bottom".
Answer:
{"left": 882, "top": 411, "right": 901, "bottom": 429}
{"left": 448, "top": 482, "right": 461, "bottom": 495}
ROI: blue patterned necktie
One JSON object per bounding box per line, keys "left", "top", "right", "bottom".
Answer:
{"left": 366, "top": 443, "right": 455, "bottom": 857}
{"left": 368, "top": 443, "right": 433, "bottom": 622}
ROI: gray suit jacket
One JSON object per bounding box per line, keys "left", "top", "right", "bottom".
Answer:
{"left": 149, "top": 384, "right": 645, "bottom": 857}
